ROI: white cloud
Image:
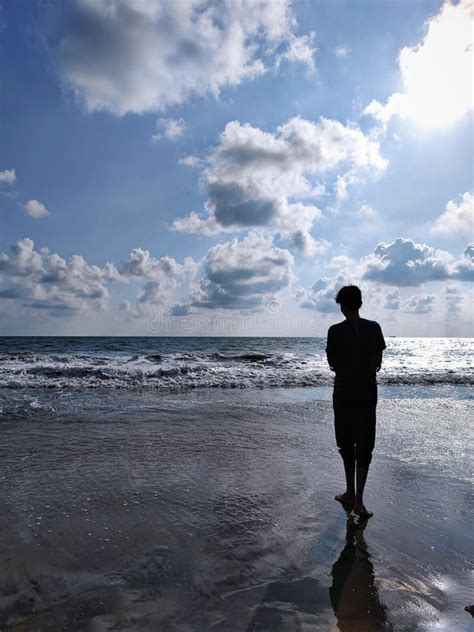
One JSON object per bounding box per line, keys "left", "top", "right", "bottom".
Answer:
{"left": 179, "top": 155, "right": 200, "bottom": 168}
{"left": 323, "top": 238, "right": 474, "bottom": 287}
{"left": 0, "top": 239, "right": 200, "bottom": 318}
{"left": 121, "top": 248, "right": 181, "bottom": 281}
{"left": 172, "top": 116, "right": 386, "bottom": 252}
{"left": 451, "top": 243, "right": 474, "bottom": 280}
{"left": 432, "top": 191, "right": 474, "bottom": 235}
{"left": 328, "top": 255, "right": 356, "bottom": 270}
{"left": 384, "top": 289, "right": 401, "bottom": 310}
{"left": 358, "top": 203, "right": 377, "bottom": 218}
{"left": 58, "top": 0, "right": 315, "bottom": 115}
{"left": 0, "top": 238, "right": 120, "bottom": 315}
{"left": 297, "top": 275, "right": 395, "bottom": 315}
{"left": 402, "top": 293, "right": 435, "bottom": 314}
{"left": 119, "top": 299, "right": 131, "bottom": 313}
{"left": 362, "top": 237, "right": 470, "bottom": 286}
{"left": 0, "top": 238, "right": 43, "bottom": 277}
{"left": 334, "top": 173, "right": 350, "bottom": 202}
{"left": 333, "top": 45, "right": 350, "bottom": 58}
{"left": 362, "top": 237, "right": 474, "bottom": 287}
{"left": 152, "top": 118, "right": 186, "bottom": 142}
{"left": 364, "top": 0, "right": 473, "bottom": 128}
{"left": 120, "top": 247, "right": 198, "bottom": 307}
{"left": 1, "top": 236, "right": 471, "bottom": 330}
{"left": 189, "top": 232, "right": 293, "bottom": 310}
{"left": 24, "top": 199, "right": 49, "bottom": 218}
{"left": 291, "top": 230, "right": 330, "bottom": 257}
{"left": 298, "top": 237, "right": 474, "bottom": 314}
{"left": 389, "top": 282, "right": 470, "bottom": 320}
{"left": 298, "top": 275, "right": 349, "bottom": 313}
{"left": 440, "top": 283, "right": 464, "bottom": 315}
{"left": 277, "top": 33, "right": 316, "bottom": 72}
{"left": 0, "top": 169, "right": 16, "bottom": 184}
{"left": 297, "top": 269, "right": 471, "bottom": 327}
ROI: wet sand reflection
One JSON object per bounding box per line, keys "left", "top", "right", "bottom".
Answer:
{"left": 247, "top": 513, "right": 392, "bottom": 631}
{"left": 330, "top": 514, "right": 392, "bottom": 631}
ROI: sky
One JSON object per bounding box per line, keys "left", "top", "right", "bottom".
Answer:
{"left": 0, "top": 0, "right": 472, "bottom": 336}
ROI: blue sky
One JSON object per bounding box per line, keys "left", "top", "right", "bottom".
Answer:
{"left": 0, "top": 0, "right": 472, "bottom": 336}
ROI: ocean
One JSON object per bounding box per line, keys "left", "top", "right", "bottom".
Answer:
{"left": 0, "top": 335, "right": 472, "bottom": 393}
{"left": 0, "top": 336, "right": 472, "bottom": 630}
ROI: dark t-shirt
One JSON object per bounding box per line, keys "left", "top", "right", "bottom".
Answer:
{"left": 326, "top": 318, "right": 386, "bottom": 386}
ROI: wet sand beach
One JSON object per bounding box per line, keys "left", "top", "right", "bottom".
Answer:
{"left": 1, "top": 386, "right": 472, "bottom": 631}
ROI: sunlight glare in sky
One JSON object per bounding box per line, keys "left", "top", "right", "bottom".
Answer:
{"left": 366, "top": 0, "right": 473, "bottom": 128}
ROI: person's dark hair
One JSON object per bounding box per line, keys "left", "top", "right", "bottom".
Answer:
{"left": 335, "top": 285, "right": 362, "bottom": 310}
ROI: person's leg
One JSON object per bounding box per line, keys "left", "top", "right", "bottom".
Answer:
{"left": 336, "top": 459, "right": 355, "bottom": 504}
{"left": 334, "top": 392, "right": 356, "bottom": 504}
{"left": 354, "top": 466, "right": 371, "bottom": 516}
{"left": 353, "top": 389, "right": 377, "bottom": 518}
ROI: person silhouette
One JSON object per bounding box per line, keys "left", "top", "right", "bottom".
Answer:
{"left": 330, "top": 514, "right": 392, "bottom": 630}
{"left": 326, "top": 286, "right": 386, "bottom": 519}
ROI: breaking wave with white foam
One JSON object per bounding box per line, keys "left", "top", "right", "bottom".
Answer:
{"left": 0, "top": 336, "right": 472, "bottom": 391}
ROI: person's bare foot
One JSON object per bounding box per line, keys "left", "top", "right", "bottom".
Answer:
{"left": 352, "top": 504, "right": 373, "bottom": 519}
{"left": 335, "top": 492, "right": 355, "bottom": 506}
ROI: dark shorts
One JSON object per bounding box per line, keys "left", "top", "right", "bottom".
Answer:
{"left": 333, "top": 384, "right": 377, "bottom": 468}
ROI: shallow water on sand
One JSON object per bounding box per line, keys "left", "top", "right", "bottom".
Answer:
{"left": 0, "top": 387, "right": 472, "bottom": 631}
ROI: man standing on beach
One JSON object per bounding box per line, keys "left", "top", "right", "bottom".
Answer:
{"left": 326, "top": 286, "right": 386, "bottom": 519}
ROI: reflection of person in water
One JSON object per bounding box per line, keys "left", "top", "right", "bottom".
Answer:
{"left": 330, "top": 515, "right": 391, "bottom": 631}
{"left": 326, "top": 286, "right": 386, "bottom": 519}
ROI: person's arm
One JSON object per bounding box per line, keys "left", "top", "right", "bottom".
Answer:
{"left": 373, "top": 349, "right": 383, "bottom": 372}
{"left": 372, "top": 323, "right": 386, "bottom": 372}
{"left": 326, "top": 327, "right": 337, "bottom": 372}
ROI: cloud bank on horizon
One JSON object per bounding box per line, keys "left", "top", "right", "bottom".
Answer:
{"left": 0, "top": 0, "right": 473, "bottom": 336}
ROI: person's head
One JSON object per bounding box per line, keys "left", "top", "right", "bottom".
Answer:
{"left": 335, "top": 285, "right": 362, "bottom": 316}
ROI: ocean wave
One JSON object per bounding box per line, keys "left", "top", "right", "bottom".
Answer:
{"left": 0, "top": 351, "right": 472, "bottom": 391}
{"left": 210, "top": 352, "right": 272, "bottom": 362}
